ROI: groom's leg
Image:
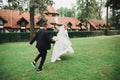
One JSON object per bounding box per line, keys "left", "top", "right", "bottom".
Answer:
{"left": 34, "top": 53, "right": 41, "bottom": 62}
{"left": 34, "top": 49, "right": 42, "bottom": 62}
{"left": 38, "top": 50, "right": 47, "bottom": 70}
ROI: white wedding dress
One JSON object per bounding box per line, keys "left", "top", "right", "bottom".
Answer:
{"left": 51, "top": 25, "right": 74, "bottom": 62}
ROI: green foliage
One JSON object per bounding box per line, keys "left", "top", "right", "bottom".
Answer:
{"left": 0, "top": 30, "right": 120, "bottom": 43}
{"left": 29, "top": 0, "right": 54, "bottom": 15}
{"left": 57, "top": 7, "right": 76, "bottom": 17}
{"left": 29, "top": 0, "right": 54, "bottom": 39}
{"left": 3, "top": 0, "right": 28, "bottom": 11}
{"left": 68, "top": 31, "right": 105, "bottom": 38}
{"left": 106, "top": 0, "right": 120, "bottom": 10}
{"left": 0, "top": 32, "right": 30, "bottom": 43}
{"left": 76, "top": 0, "right": 104, "bottom": 21}
{"left": 106, "top": 0, "right": 120, "bottom": 28}
{"left": 0, "top": 36, "right": 120, "bottom": 80}
{"left": 107, "top": 30, "right": 120, "bottom": 35}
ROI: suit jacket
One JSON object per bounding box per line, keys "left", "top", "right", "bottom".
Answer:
{"left": 30, "top": 29, "right": 54, "bottom": 50}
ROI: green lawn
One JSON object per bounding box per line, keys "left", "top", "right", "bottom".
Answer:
{"left": 0, "top": 35, "right": 120, "bottom": 80}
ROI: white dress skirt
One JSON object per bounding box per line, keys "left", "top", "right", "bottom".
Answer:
{"left": 51, "top": 26, "right": 74, "bottom": 62}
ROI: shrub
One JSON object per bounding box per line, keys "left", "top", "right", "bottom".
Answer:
{"left": 107, "top": 30, "right": 120, "bottom": 35}
{"left": 0, "top": 30, "right": 120, "bottom": 43}
{"left": 68, "top": 31, "right": 104, "bottom": 38}
{"left": 0, "top": 32, "right": 30, "bottom": 43}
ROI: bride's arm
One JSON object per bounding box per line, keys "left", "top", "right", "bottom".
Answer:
{"left": 65, "top": 30, "right": 70, "bottom": 39}
{"left": 54, "top": 26, "right": 60, "bottom": 31}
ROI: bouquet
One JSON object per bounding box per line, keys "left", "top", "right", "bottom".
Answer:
{"left": 52, "top": 36, "right": 58, "bottom": 41}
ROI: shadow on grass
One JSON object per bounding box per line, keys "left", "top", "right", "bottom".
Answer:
{"left": 60, "top": 54, "right": 73, "bottom": 61}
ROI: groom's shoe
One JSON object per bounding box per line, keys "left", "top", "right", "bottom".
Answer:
{"left": 37, "top": 69, "right": 43, "bottom": 73}
{"left": 31, "top": 61, "right": 36, "bottom": 68}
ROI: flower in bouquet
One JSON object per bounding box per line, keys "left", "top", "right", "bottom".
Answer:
{"left": 52, "top": 36, "right": 58, "bottom": 41}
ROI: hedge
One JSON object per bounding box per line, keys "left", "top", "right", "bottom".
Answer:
{"left": 0, "top": 30, "right": 120, "bottom": 43}
{"left": 107, "top": 30, "right": 120, "bottom": 35}
{"left": 0, "top": 32, "right": 30, "bottom": 43}
{"left": 68, "top": 30, "right": 104, "bottom": 38}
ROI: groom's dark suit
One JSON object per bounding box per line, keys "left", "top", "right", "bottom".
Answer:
{"left": 30, "top": 28, "right": 54, "bottom": 70}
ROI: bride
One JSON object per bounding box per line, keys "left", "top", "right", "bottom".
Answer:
{"left": 51, "top": 25, "right": 74, "bottom": 62}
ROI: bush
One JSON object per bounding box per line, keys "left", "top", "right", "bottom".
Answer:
{"left": 0, "top": 30, "right": 120, "bottom": 43}
{"left": 48, "top": 31, "right": 57, "bottom": 37}
{"left": 107, "top": 30, "right": 120, "bottom": 35}
{"left": 0, "top": 32, "right": 30, "bottom": 43}
{"left": 68, "top": 31, "right": 104, "bottom": 38}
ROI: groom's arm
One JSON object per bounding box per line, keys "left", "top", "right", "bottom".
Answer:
{"left": 28, "top": 32, "right": 37, "bottom": 46}
{"left": 46, "top": 31, "right": 55, "bottom": 44}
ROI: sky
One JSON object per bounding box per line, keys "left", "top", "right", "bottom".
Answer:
{"left": 53, "top": 0, "right": 76, "bottom": 9}
{"left": 2, "top": 0, "right": 7, "bottom": 5}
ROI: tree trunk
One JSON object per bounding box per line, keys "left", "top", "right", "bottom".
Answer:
{"left": 86, "top": 0, "right": 88, "bottom": 19}
{"left": 98, "top": 0, "right": 102, "bottom": 19}
{"left": 106, "top": 0, "right": 109, "bottom": 27}
{"left": 112, "top": 7, "right": 116, "bottom": 26}
{"left": 29, "top": 1, "right": 35, "bottom": 40}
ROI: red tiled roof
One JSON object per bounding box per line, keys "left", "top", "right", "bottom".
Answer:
{"left": 46, "top": 6, "right": 59, "bottom": 14}
{"left": 19, "top": 12, "right": 30, "bottom": 27}
{"left": 0, "top": 10, "right": 27, "bottom": 28}
{"left": 71, "top": 26, "right": 80, "bottom": 29}
{"left": 45, "top": 15, "right": 55, "bottom": 24}
{"left": 34, "top": 13, "right": 41, "bottom": 28}
{"left": 0, "top": 16, "right": 7, "bottom": 23}
{"left": 57, "top": 17, "right": 80, "bottom": 29}
{"left": 0, "top": 8, "right": 81, "bottom": 30}
{"left": 88, "top": 19, "right": 107, "bottom": 30}
{"left": 0, "top": 10, "right": 13, "bottom": 28}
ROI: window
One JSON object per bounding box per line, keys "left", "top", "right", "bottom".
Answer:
{"left": 0, "top": 19, "right": 3, "bottom": 25}
{"left": 52, "top": 14, "right": 56, "bottom": 17}
{"left": 20, "top": 21, "right": 26, "bottom": 27}
{"left": 38, "top": 19, "right": 46, "bottom": 27}
{"left": 39, "top": 22, "right": 43, "bottom": 26}
{"left": 67, "top": 22, "right": 72, "bottom": 28}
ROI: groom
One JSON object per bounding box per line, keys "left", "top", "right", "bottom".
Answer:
{"left": 28, "top": 21, "right": 54, "bottom": 73}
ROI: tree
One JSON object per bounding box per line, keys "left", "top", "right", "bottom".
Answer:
{"left": 76, "top": 0, "right": 87, "bottom": 21}
{"left": 106, "top": 0, "right": 120, "bottom": 28}
{"left": 106, "top": 0, "right": 120, "bottom": 10}
{"left": 97, "top": 0, "right": 106, "bottom": 19}
{"left": 29, "top": 0, "right": 54, "bottom": 40}
{"left": 57, "top": 7, "right": 75, "bottom": 17}
{"left": 0, "top": 0, "right": 3, "bottom": 9}
{"left": 3, "top": 0, "right": 28, "bottom": 11}
{"left": 76, "top": 0, "right": 101, "bottom": 22}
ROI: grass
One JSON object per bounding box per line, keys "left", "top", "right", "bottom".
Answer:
{"left": 0, "top": 35, "right": 120, "bottom": 80}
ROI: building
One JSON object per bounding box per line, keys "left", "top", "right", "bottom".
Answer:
{"left": 0, "top": 6, "right": 87, "bottom": 32}
{"left": 86, "top": 19, "right": 113, "bottom": 31}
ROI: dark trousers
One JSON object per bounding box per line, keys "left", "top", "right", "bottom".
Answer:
{"left": 34, "top": 48, "right": 47, "bottom": 70}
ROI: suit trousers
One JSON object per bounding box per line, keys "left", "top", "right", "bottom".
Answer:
{"left": 34, "top": 48, "right": 47, "bottom": 70}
